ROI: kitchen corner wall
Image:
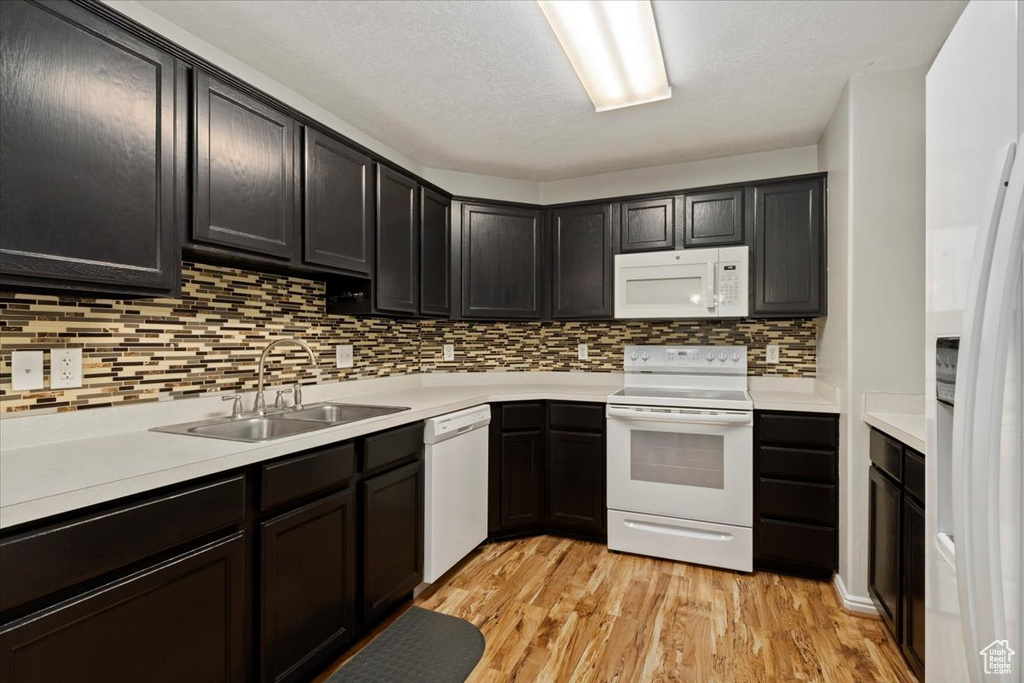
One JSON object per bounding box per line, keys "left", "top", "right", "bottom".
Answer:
{"left": 0, "top": 261, "right": 818, "bottom": 414}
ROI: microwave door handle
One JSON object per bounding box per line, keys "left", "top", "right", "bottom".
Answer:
{"left": 606, "top": 406, "right": 751, "bottom": 425}
{"left": 706, "top": 262, "right": 716, "bottom": 311}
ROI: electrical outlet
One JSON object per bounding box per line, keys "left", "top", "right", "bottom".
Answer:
{"left": 50, "top": 348, "right": 83, "bottom": 388}
{"left": 442, "top": 344, "right": 455, "bottom": 362}
{"left": 577, "top": 343, "right": 588, "bottom": 361}
{"left": 766, "top": 344, "right": 780, "bottom": 364}
{"left": 11, "top": 351, "right": 44, "bottom": 390}
{"left": 335, "top": 344, "right": 353, "bottom": 368}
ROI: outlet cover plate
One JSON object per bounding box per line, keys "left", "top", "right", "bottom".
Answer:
{"left": 578, "top": 343, "right": 588, "bottom": 361}
{"left": 11, "top": 351, "right": 44, "bottom": 390}
{"left": 336, "top": 344, "right": 353, "bottom": 369}
{"left": 442, "top": 344, "right": 455, "bottom": 362}
{"left": 766, "top": 345, "right": 780, "bottom": 364}
{"left": 51, "top": 348, "right": 83, "bottom": 388}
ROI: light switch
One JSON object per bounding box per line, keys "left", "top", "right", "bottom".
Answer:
{"left": 11, "top": 351, "right": 44, "bottom": 390}
{"left": 51, "top": 348, "right": 83, "bottom": 389}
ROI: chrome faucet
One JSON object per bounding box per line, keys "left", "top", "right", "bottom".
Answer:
{"left": 254, "top": 338, "right": 317, "bottom": 415}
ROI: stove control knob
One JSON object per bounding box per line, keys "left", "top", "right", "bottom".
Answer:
{"left": 629, "top": 351, "right": 639, "bottom": 361}
{"left": 704, "top": 350, "right": 715, "bottom": 361}
{"left": 731, "top": 351, "right": 742, "bottom": 362}
{"left": 641, "top": 351, "right": 650, "bottom": 361}
{"left": 717, "top": 351, "right": 728, "bottom": 362}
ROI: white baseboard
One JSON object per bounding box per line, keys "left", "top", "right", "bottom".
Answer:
{"left": 833, "top": 573, "right": 878, "bottom": 616}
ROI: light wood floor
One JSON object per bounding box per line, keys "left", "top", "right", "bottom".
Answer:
{"left": 317, "top": 535, "right": 915, "bottom": 682}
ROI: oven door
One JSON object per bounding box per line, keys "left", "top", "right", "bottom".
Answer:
{"left": 606, "top": 404, "right": 753, "bottom": 527}
{"left": 614, "top": 251, "right": 718, "bottom": 319}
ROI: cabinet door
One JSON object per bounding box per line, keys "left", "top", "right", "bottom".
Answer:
{"left": 550, "top": 204, "right": 614, "bottom": 319}
{"left": 376, "top": 165, "right": 419, "bottom": 314}
{"left": 303, "top": 129, "right": 372, "bottom": 275}
{"left": 500, "top": 429, "right": 544, "bottom": 529}
{"left": 260, "top": 490, "right": 355, "bottom": 683}
{"left": 420, "top": 188, "right": 451, "bottom": 316}
{"left": 619, "top": 197, "right": 674, "bottom": 252}
{"left": 683, "top": 190, "right": 744, "bottom": 248}
{"left": 0, "top": 534, "right": 245, "bottom": 683}
{"left": 194, "top": 71, "right": 299, "bottom": 260}
{"left": 902, "top": 495, "right": 926, "bottom": 680}
{"left": 0, "top": 0, "right": 179, "bottom": 294}
{"left": 461, "top": 203, "right": 546, "bottom": 319}
{"left": 361, "top": 461, "right": 423, "bottom": 626}
{"left": 546, "top": 429, "right": 605, "bottom": 537}
{"left": 868, "top": 465, "right": 901, "bottom": 639}
{"left": 751, "top": 179, "right": 824, "bottom": 316}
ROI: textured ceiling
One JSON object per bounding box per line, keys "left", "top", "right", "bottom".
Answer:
{"left": 138, "top": 0, "right": 965, "bottom": 181}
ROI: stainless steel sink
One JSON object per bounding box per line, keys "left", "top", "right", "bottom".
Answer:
{"left": 276, "top": 403, "right": 409, "bottom": 424}
{"left": 150, "top": 401, "right": 410, "bottom": 442}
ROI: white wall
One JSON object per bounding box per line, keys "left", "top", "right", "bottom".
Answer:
{"left": 817, "top": 65, "right": 927, "bottom": 602}
{"left": 539, "top": 146, "right": 820, "bottom": 204}
{"left": 105, "top": 0, "right": 817, "bottom": 205}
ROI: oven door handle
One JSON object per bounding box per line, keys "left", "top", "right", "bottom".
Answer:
{"left": 606, "top": 406, "right": 752, "bottom": 425}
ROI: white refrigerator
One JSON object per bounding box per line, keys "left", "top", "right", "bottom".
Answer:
{"left": 926, "top": 1, "right": 1024, "bottom": 682}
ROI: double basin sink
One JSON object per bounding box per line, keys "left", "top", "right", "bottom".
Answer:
{"left": 152, "top": 402, "right": 410, "bottom": 443}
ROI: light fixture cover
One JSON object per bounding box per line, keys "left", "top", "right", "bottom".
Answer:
{"left": 538, "top": 0, "right": 671, "bottom": 112}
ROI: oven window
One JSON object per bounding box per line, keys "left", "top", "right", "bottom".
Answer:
{"left": 630, "top": 430, "right": 725, "bottom": 489}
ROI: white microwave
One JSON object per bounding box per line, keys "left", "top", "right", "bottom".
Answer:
{"left": 614, "top": 246, "right": 749, "bottom": 319}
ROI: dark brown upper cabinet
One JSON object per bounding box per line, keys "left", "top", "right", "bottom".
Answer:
{"left": 682, "top": 189, "right": 744, "bottom": 248}
{"left": 193, "top": 71, "right": 300, "bottom": 261}
{"left": 550, "top": 203, "right": 614, "bottom": 319}
{"left": 619, "top": 196, "right": 675, "bottom": 252}
{"left": 303, "top": 128, "right": 373, "bottom": 276}
{"left": 0, "top": 0, "right": 182, "bottom": 296}
{"left": 461, "top": 203, "right": 547, "bottom": 319}
{"left": 375, "top": 165, "right": 419, "bottom": 314}
{"left": 751, "top": 178, "right": 825, "bottom": 317}
{"left": 419, "top": 188, "right": 451, "bottom": 317}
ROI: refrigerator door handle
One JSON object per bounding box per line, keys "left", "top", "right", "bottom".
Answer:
{"left": 954, "top": 134, "right": 1024, "bottom": 683}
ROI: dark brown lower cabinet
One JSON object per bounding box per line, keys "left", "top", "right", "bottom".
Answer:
{"left": 360, "top": 460, "right": 424, "bottom": 627}
{"left": 868, "top": 428, "right": 925, "bottom": 681}
{"left": 489, "top": 401, "right": 606, "bottom": 542}
{"left": 753, "top": 411, "right": 839, "bottom": 580}
{"left": 260, "top": 490, "right": 355, "bottom": 683}
{"left": 0, "top": 533, "right": 246, "bottom": 683}
{"left": 868, "top": 464, "right": 902, "bottom": 634}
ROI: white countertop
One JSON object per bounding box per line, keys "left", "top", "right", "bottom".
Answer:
{"left": 864, "top": 412, "right": 927, "bottom": 454}
{"left": 0, "top": 372, "right": 839, "bottom": 529}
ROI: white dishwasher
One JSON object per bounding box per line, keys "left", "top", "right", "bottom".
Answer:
{"left": 422, "top": 405, "right": 491, "bottom": 584}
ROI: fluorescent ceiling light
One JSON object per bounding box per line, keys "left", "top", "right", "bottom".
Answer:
{"left": 537, "top": 0, "right": 671, "bottom": 112}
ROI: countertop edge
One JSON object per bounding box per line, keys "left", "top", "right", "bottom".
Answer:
{"left": 863, "top": 412, "right": 927, "bottom": 454}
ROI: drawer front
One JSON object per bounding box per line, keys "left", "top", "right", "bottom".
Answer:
{"left": 757, "top": 518, "right": 836, "bottom": 569}
{"left": 363, "top": 422, "right": 423, "bottom": 476}
{"left": 547, "top": 402, "right": 604, "bottom": 433}
{"left": 501, "top": 402, "right": 544, "bottom": 430}
{"left": 758, "top": 446, "right": 836, "bottom": 483}
{"left": 757, "top": 412, "right": 837, "bottom": 449}
{"left": 261, "top": 442, "right": 356, "bottom": 510}
{"left": 904, "top": 448, "right": 925, "bottom": 504}
{"left": 869, "top": 429, "right": 903, "bottom": 482}
{"left": 759, "top": 479, "right": 836, "bottom": 525}
{"left": 0, "top": 475, "right": 245, "bottom": 613}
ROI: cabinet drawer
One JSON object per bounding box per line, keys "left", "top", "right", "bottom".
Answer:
{"left": 904, "top": 448, "right": 925, "bottom": 504}
{"left": 0, "top": 475, "right": 245, "bottom": 613}
{"left": 758, "top": 446, "right": 836, "bottom": 483}
{"left": 501, "top": 402, "right": 544, "bottom": 430}
{"left": 261, "top": 442, "right": 355, "bottom": 510}
{"left": 757, "top": 412, "right": 837, "bottom": 448}
{"left": 548, "top": 402, "right": 604, "bottom": 433}
{"left": 869, "top": 429, "right": 903, "bottom": 482}
{"left": 757, "top": 518, "right": 836, "bottom": 569}
{"left": 363, "top": 422, "right": 423, "bottom": 476}
{"left": 759, "top": 479, "right": 836, "bottom": 525}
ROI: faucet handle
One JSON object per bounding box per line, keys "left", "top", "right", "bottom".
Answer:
{"left": 274, "top": 387, "right": 293, "bottom": 409}
{"left": 292, "top": 382, "right": 304, "bottom": 410}
{"left": 222, "top": 394, "right": 244, "bottom": 419}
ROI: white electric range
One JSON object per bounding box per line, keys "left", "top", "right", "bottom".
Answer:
{"left": 606, "top": 345, "right": 753, "bottom": 572}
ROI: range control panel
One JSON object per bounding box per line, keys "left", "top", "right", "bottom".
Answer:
{"left": 624, "top": 345, "right": 748, "bottom": 374}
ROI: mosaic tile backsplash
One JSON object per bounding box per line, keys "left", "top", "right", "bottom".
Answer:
{"left": 0, "top": 262, "right": 818, "bottom": 414}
